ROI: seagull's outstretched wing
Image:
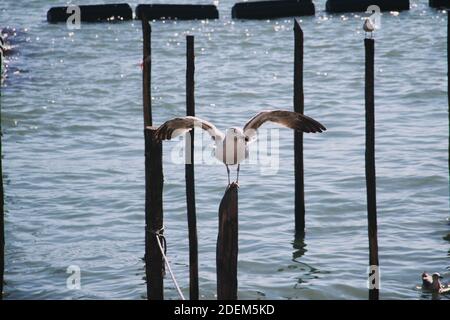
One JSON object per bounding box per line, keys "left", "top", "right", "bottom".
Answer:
{"left": 243, "top": 110, "right": 326, "bottom": 140}
{"left": 155, "top": 116, "right": 224, "bottom": 141}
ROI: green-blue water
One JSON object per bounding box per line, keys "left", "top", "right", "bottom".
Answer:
{"left": 0, "top": 0, "right": 449, "bottom": 299}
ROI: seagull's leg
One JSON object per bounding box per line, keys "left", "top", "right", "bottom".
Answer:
{"left": 236, "top": 164, "right": 240, "bottom": 185}
{"left": 226, "top": 165, "right": 230, "bottom": 185}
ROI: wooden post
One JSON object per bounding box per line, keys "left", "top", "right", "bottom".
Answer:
{"left": 216, "top": 183, "right": 238, "bottom": 300}
{"left": 142, "top": 16, "right": 161, "bottom": 300}
{"left": 293, "top": 19, "right": 305, "bottom": 237}
{"left": 447, "top": 11, "right": 449, "bottom": 173}
{"left": 185, "top": 35, "right": 199, "bottom": 300}
{"left": 0, "top": 51, "right": 4, "bottom": 300}
{"left": 145, "top": 127, "right": 164, "bottom": 300}
{"left": 365, "top": 38, "right": 379, "bottom": 301}
{"left": 142, "top": 16, "right": 152, "bottom": 127}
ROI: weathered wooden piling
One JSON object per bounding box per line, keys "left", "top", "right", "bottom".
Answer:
{"left": 448, "top": 10, "right": 449, "bottom": 174}
{"left": 145, "top": 127, "right": 164, "bottom": 300}
{"left": 185, "top": 35, "right": 199, "bottom": 300}
{"left": 216, "top": 183, "right": 238, "bottom": 300}
{"left": 293, "top": 20, "right": 305, "bottom": 237}
{"left": 142, "top": 17, "right": 152, "bottom": 127}
{"left": 141, "top": 19, "right": 162, "bottom": 300}
{"left": 364, "top": 38, "right": 379, "bottom": 301}
{"left": 0, "top": 50, "right": 4, "bottom": 300}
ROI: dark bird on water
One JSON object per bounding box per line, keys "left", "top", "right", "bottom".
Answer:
{"left": 155, "top": 110, "right": 326, "bottom": 184}
{"left": 422, "top": 272, "right": 450, "bottom": 294}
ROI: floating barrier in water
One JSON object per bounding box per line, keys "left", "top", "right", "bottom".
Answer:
{"left": 47, "top": 3, "right": 133, "bottom": 23}
{"left": 135, "top": 4, "right": 219, "bottom": 20}
{"left": 429, "top": 0, "right": 450, "bottom": 9}
{"left": 231, "top": 0, "right": 315, "bottom": 19}
{"left": 325, "top": 0, "right": 410, "bottom": 13}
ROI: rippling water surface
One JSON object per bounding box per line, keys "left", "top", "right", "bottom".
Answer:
{"left": 0, "top": 0, "right": 449, "bottom": 299}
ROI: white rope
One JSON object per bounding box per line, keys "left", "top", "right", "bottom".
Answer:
{"left": 155, "top": 233, "right": 186, "bottom": 300}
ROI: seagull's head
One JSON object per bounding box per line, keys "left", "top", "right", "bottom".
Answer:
{"left": 226, "top": 127, "right": 248, "bottom": 141}
{"left": 432, "top": 273, "right": 443, "bottom": 281}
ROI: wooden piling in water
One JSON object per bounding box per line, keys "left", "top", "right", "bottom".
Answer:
{"left": 0, "top": 50, "right": 4, "bottom": 300}
{"left": 142, "top": 17, "right": 152, "bottom": 127}
{"left": 216, "top": 183, "right": 238, "bottom": 300}
{"left": 293, "top": 19, "right": 305, "bottom": 237}
{"left": 141, "top": 17, "right": 161, "bottom": 300}
{"left": 447, "top": 11, "right": 449, "bottom": 174}
{"left": 145, "top": 127, "right": 164, "bottom": 300}
{"left": 364, "top": 38, "right": 379, "bottom": 301}
{"left": 185, "top": 35, "right": 199, "bottom": 300}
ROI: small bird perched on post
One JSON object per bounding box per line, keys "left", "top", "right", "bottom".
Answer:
{"left": 155, "top": 110, "right": 326, "bottom": 185}
{"left": 363, "top": 18, "right": 375, "bottom": 38}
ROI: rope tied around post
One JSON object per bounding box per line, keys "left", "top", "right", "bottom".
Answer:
{"left": 148, "top": 226, "right": 186, "bottom": 300}
{"left": 150, "top": 226, "right": 167, "bottom": 256}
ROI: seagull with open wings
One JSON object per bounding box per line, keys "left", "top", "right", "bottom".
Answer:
{"left": 155, "top": 110, "right": 326, "bottom": 185}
